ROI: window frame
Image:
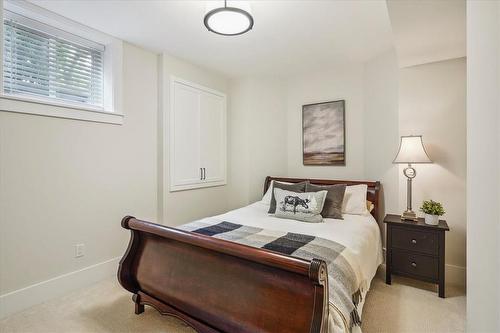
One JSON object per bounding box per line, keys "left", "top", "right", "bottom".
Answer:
{"left": 0, "top": 0, "right": 123, "bottom": 124}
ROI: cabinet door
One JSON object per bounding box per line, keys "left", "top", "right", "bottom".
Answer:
{"left": 170, "top": 82, "right": 201, "bottom": 188}
{"left": 200, "top": 91, "right": 226, "bottom": 184}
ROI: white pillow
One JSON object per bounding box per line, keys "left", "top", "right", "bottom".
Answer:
{"left": 261, "top": 180, "right": 292, "bottom": 205}
{"left": 342, "top": 184, "right": 369, "bottom": 215}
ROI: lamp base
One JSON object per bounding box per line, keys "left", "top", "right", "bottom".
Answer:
{"left": 401, "top": 210, "right": 418, "bottom": 221}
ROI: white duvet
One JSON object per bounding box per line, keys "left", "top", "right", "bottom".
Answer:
{"left": 198, "top": 201, "right": 384, "bottom": 333}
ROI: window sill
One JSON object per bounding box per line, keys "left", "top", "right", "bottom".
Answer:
{"left": 0, "top": 95, "right": 124, "bottom": 124}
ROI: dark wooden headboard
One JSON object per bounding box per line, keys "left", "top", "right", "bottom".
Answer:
{"left": 264, "top": 176, "right": 381, "bottom": 222}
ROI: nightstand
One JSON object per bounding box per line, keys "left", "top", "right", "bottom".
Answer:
{"left": 384, "top": 214, "right": 450, "bottom": 298}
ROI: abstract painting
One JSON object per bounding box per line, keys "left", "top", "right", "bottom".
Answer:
{"left": 302, "top": 100, "right": 345, "bottom": 165}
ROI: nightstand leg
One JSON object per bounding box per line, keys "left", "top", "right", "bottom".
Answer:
{"left": 386, "top": 226, "right": 392, "bottom": 285}
{"left": 385, "top": 250, "right": 392, "bottom": 285}
{"left": 438, "top": 230, "right": 445, "bottom": 298}
{"left": 439, "top": 282, "right": 445, "bottom": 298}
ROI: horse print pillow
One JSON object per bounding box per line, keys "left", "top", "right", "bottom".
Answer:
{"left": 273, "top": 188, "right": 328, "bottom": 223}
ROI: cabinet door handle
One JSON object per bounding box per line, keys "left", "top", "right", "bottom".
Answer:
{"left": 200, "top": 168, "right": 203, "bottom": 180}
{"left": 411, "top": 239, "right": 417, "bottom": 244}
{"left": 411, "top": 262, "right": 417, "bottom": 268}
{"left": 203, "top": 168, "right": 206, "bottom": 180}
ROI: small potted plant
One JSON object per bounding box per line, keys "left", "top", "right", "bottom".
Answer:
{"left": 420, "top": 200, "right": 445, "bottom": 225}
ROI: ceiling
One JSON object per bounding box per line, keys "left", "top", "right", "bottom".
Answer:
{"left": 387, "top": 0, "right": 466, "bottom": 68}
{"left": 29, "top": 0, "right": 394, "bottom": 78}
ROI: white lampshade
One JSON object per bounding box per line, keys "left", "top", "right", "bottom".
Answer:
{"left": 393, "top": 135, "right": 432, "bottom": 164}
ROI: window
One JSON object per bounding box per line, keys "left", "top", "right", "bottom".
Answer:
{"left": 3, "top": 10, "right": 104, "bottom": 109}
{"left": 0, "top": 1, "right": 123, "bottom": 124}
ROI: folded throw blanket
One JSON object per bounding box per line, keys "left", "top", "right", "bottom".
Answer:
{"left": 179, "top": 219, "right": 366, "bottom": 332}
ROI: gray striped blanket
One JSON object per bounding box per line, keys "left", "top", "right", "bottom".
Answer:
{"left": 179, "top": 220, "right": 365, "bottom": 332}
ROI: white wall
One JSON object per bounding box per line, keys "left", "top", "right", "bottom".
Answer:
{"left": 228, "top": 78, "right": 287, "bottom": 208}
{"left": 158, "top": 53, "right": 230, "bottom": 226}
{"left": 363, "top": 49, "right": 400, "bottom": 219}
{"left": 0, "top": 43, "right": 158, "bottom": 313}
{"left": 286, "top": 64, "right": 366, "bottom": 180}
{"left": 226, "top": 79, "right": 251, "bottom": 208}
{"left": 399, "top": 58, "right": 467, "bottom": 286}
{"left": 466, "top": 1, "right": 500, "bottom": 331}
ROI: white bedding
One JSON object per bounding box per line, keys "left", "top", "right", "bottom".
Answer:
{"left": 199, "top": 201, "right": 383, "bottom": 333}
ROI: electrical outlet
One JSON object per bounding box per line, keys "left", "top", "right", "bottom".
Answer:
{"left": 75, "top": 244, "right": 85, "bottom": 258}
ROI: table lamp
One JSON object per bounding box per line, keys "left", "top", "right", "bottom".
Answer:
{"left": 393, "top": 135, "right": 432, "bottom": 221}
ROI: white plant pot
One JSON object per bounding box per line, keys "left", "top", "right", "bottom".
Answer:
{"left": 424, "top": 213, "right": 439, "bottom": 225}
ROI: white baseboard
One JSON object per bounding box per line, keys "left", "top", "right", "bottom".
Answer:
{"left": 0, "top": 257, "right": 121, "bottom": 319}
{"left": 445, "top": 263, "right": 466, "bottom": 288}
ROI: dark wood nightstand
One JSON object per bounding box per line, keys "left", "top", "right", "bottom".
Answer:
{"left": 384, "top": 214, "right": 450, "bottom": 298}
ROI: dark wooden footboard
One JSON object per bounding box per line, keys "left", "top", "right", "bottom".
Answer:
{"left": 118, "top": 216, "right": 329, "bottom": 333}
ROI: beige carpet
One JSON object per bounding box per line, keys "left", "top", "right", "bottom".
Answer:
{"left": 0, "top": 272, "right": 465, "bottom": 333}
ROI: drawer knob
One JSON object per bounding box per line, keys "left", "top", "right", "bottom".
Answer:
{"left": 411, "top": 262, "right": 417, "bottom": 268}
{"left": 411, "top": 239, "right": 417, "bottom": 244}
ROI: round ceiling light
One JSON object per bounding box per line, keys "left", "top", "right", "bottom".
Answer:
{"left": 204, "top": 1, "right": 254, "bottom": 36}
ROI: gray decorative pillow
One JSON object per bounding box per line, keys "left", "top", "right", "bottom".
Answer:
{"left": 306, "top": 183, "right": 346, "bottom": 220}
{"left": 268, "top": 181, "right": 307, "bottom": 214}
{"left": 273, "top": 188, "right": 327, "bottom": 223}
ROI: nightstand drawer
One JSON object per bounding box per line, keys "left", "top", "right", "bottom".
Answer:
{"left": 392, "top": 250, "right": 438, "bottom": 280}
{"left": 392, "top": 226, "right": 438, "bottom": 255}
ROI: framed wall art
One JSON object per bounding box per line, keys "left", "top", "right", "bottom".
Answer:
{"left": 302, "top": 100, "right": 345, "bottom": 166}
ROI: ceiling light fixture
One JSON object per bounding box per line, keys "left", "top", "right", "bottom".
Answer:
{"left": 204, "top": 0, "right": 254, "bottom": 36}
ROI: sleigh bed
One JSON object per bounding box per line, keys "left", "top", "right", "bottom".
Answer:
{"left": 118, "top": 177, "right": 382, "bottom": 333}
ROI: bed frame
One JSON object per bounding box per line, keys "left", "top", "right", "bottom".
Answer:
{"left": 118, "top": 176, "right": 380, "bottom": 333}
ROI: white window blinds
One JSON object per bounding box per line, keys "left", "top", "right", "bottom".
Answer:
{"left": 3, "top": 10, "right": 104, "bottom": 108}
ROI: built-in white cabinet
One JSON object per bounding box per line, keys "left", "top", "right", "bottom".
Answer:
{"left": 169, "top": 77, "right": 226, "bottom": 191}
